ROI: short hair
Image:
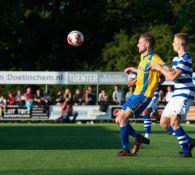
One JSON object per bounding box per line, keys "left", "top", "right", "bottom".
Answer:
{"left": 140, "top": 32, "right": 156, "bottom": 48}
{"left": 175, "top": 33, "right": 189, "bottom": 46}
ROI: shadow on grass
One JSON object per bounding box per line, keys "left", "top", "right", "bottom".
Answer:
{"left": 0, "top": 125, "right": 120, "bottom": 150}
{"left": 1, "top": 124, "right": 194, "bottom": 150}
{"left": 1, "top": 169, "right": 195, "bottom": 175}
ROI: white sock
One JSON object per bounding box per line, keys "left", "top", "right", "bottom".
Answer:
{"left": 145, "top": 133, "right": 150, "bottom": 139}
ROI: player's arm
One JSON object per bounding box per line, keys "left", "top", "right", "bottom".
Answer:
{"left": 151, "top": 63, "right": 182, "bottom": 81}
{"left": 124, "top": 67, "right": 137, "bottom": 74}
{"left": 128, "top": 78, "right": 137, "bottom": 87}
{"left": 158, "top": 64, "right": 170, "bottom": 85}
{"left": 127, "top": 70, "right": 137, "bottom": 87}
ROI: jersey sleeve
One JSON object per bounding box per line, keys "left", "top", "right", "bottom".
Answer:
{"left": 153, "top": 55, "right": 167, "bottom": 67}
{"left": 176, "top": 56, "right": 191, "bottom": 73}
{"left": 173, "top": 53, "right": 192, "bottom": 73}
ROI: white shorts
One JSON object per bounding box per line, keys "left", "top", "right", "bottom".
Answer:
{"left": 147, "top": 96, "right": 158, "bottom": 110}
{"left": 162, "top": 97, "right": 193, "bottom": 119}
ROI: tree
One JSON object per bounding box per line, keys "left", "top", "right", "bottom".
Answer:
{"left": 101, "top": 25, "right": 174, "bottom": 71}
{"left": 101, "top": 30, "right": 138, "bottom": 71}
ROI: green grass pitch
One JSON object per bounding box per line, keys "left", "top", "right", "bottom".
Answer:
{"left": 0, "top": 123, "right": 195, "bottom": 175}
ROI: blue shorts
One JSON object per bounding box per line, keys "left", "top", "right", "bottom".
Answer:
{"left": 122, "top": 94, "right": 151, "bottom": 116}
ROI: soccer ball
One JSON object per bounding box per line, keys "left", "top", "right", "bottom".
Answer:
{"left": 67, "top": 30, "right": 84, "bottom": 47}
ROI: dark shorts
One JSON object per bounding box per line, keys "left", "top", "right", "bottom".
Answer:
{"left": 122, "top": 94, "right": 151, "bottom": 116}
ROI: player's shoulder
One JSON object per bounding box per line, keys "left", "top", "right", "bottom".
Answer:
{"left": 182, "top": 53, "right": 191, "bottom": 61}
{"left": 151, "top": 52, "right": 160, "bottom": 59}
{"left": 173, "top": 56, "right": 178, "bottom": 61}
{"left": 151, "top": 53, "right": 163, "bottom": 63}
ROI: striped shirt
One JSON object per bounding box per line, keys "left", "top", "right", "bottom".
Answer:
{"left": 172, "top": 53, "right": 194, "bottom": 100}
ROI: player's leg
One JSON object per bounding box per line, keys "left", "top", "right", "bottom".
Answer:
{"left": 126, "top": 95, "right": 151, "bottom": 155}
{"left": 142, "top": 108, "right": 152, "bottom": 139}
{"left": 170, "top": 115, "right": 192, "bottom": 157}
{"left": 162, "top": 98, "right": 194, "bottom": 157}
{"left": 116, "top": 110, "right": 150, "bottom": 156}
{"left": 160, "top": 100, "right": 177, "bottom": 136}
{"left": 160, "top": 116, "right": 175, "bottom": 135}
{"left": 115, "top": 94, "right": 151, "bottom": 156}
{"left": 142, "top": 96, "right": 159, "bottom": 140}
{"left": 116, "top": 108, "right": 134, "bottom": 156}
{"left": 160, "top": 113, "right": 194, "bottom": 155}
{"left": 173, "top": 99, "right": 195, "bottom": 156}
{"left": 114, "top": 109, "right": 140, "bottom": 140}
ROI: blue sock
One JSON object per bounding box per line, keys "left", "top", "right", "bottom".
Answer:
{"left": 166, "top": 125, "right": 175, "bottom": 136}
{"left": 127, "top": 124, "right": 139, "bottom": 139}
{"left": 174, "top": 127, "right": 190, "bottom": 154}
{"left": 120, "top": 126, "right": 130, "bottom": 151}
{"left": 167, "top": 125, "right": 191, "bottom": 142}
{"left": 143, "top": 115, "right": 152, "bottom": 139}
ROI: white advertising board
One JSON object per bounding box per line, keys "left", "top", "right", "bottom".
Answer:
{"left": 49, "top": 105, "right": 112, "bottom": 120}
{"left": 0, "top": 71, "right": 127, "bottom": 85}
{"left": 0, "top": 71, "right": 194, "bottom": 85}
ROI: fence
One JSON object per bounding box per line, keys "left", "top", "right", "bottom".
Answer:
{"left": 0, "top": 71, "right": 194, "bottom": 122}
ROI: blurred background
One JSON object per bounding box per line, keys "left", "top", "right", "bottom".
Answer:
{"left": 0, "top": 0, "right": 195, "bottom": 120}
{"left": 0, "top": 0, "right": 195, "bottom": 72}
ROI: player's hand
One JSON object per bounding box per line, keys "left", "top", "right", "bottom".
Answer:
{"left": 115, "top": 115, "right": 124, "bottom": 124}
{"left": 128, "top": 79, "right": 137, "bottom": 87}
{"left": 115, "top": 111, "right": 127, "bottom": 124}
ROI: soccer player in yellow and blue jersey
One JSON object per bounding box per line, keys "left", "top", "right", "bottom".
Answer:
{"left": 115, "top": 32, "right": 166, "bottom": 156}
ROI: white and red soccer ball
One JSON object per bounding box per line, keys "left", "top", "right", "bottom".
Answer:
{"left": 67, "top": 30, "right": 84, "bottom": 47}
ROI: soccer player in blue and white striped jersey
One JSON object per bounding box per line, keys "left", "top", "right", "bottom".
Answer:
{"left": 141, "top": 86, "right": 160, "bottom": 140}
{"left": 151, "top": 33, "right": 195, "bottom": 157}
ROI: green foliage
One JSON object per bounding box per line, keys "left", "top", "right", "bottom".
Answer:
{"left": 0, "top": 0, "right": 194, "bottom": 71}
{"left": 101, "top": 25, "right": 174, "bottom": 70}
{"left": 101, "top": 30, "right": 138, "bottom": 71}
{"left": 149, "top": 25, "right": 174, "bottom": 65}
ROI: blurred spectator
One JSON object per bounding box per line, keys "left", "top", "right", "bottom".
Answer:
{"left": 23, "top": 87, "right": 34, "bottom": 113}
{"left": 112, "top": 85, "right": 124, "bottom": 105}
{"left": 158, "top": 89, "right": 166, "bottom": 104}
{"left": 7, "top": 91, "right": 15, "bottom": 105}
{"left": 73, "top": 89, "right": 83, "bottom": 105}
{"left": 64, "top": 88, "right": 72, "bottom": 101}
{"left": 165, "top": 86, "right": 173, "bottom": 103}
{"left": 98, "top": 90, "right": 109, "bottom": 112}
{"left": 15, "top": 90, "right": 24, "bottom": 107}
{"left": 55, "top": 90, "right": 64, "bottom": 105}
{"left": 42, "top": 91, "right": 51, "bottom": 115}
{"left": 125, "top": 86, "right": 134, "bottom": 101}
{"left": 34, "top": 89, "right": 44, "bottom": 106}
{"left": 98, "top": 90, "right": 108, "bottom": 102}
{"left": 57, "top": 99, "right": 78, "bottom": 123}
{"left": 84, "top": 86, "right": 96, "bottom": 105}
{"left": 43, "top": 91, "right": 52, "bottom": 106}
{"left": 0, "top": 95, "right": 6, "bottom": 117}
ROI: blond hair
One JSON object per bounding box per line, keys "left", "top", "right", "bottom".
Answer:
{"left": 140, "top": 32, "right": 156, "bottom": 48}
{"left": 175, "top": 33, "right": 189, "bottom": 47}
